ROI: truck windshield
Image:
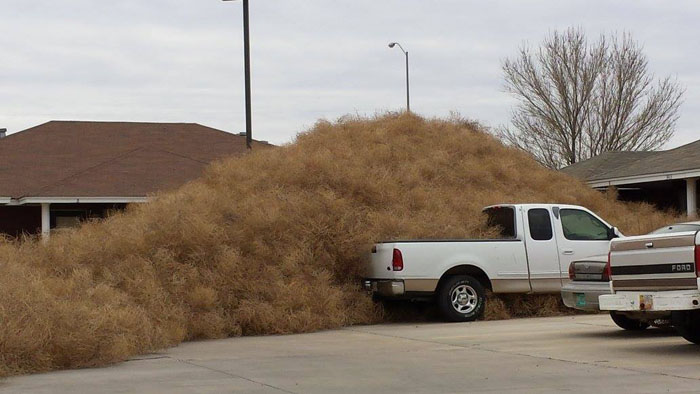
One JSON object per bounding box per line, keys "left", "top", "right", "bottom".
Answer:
{"left": 650, "top": 224, "right": 700, "bottom": 234}
{"left": 484, "top": 206, "right": 516, "bottom": 239}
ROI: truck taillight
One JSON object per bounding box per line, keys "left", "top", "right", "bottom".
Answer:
{"left": 568, "top": 262, "right": 575, "bottom": 280}
{"left": 392, "top": 248, "right": 404, "bottom": 271}
{"left": 695, "top": 245, "right": 700, "bottom": 276}
{"left": 603, "top": 252, "right": 612, "bottom": 281}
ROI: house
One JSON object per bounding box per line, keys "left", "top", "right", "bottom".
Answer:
{"left": 0, "top": 121, "right": 268, "bottom": 238}
{"left": 561, "top": 139, "right": 700, "bottom": 217}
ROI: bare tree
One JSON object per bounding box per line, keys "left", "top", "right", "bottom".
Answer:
{"left": 498, "top": 28, "right": 684, "bottom": 169}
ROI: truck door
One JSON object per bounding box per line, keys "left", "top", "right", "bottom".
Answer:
{"left": 522, "top": 207, "right": 562, "bottom": 292}
{"left": 552, "top": 207, "right": 612, "bottom": 282}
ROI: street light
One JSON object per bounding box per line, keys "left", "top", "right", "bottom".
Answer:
{"left": 388, "top": 42, "right": 410, "bottom": 113}
{"left": 223, "top": 0, "right": 253, "bottom": 150}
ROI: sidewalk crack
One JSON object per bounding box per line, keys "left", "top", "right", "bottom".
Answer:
{"left": 175, "top": 358, "right": 298, "bottom": 394}
{"left": 343, "top": 327, "right": 700, "bottom": 382}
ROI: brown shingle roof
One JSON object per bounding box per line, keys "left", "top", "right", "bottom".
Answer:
{"left": 561, "top": 139, "right": 700, "bottom": 182}
{"left": 0, "top": 121, "right": 267, "bottom": 199}
{"left": 560, "top": 151, "right": 656, "bottom": 180}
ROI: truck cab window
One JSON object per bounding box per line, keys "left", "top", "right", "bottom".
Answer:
{"left": 484, "top": 206, "right": 516, "bottom": 239}
{"left": 560, "top": 209, "right": 609, "bottom": 241}
{"left": 528, "top": 208, "right": 553, "bottom": 240}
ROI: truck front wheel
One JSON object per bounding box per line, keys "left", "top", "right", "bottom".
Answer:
{"left": 610, "top": 311, "right": 649, "bottom": 331}
{"left": 437, "top": 275, "right": 486, "bottom": 322}
{"left": 672, "top": 311, "right": 700, "bottom": 344}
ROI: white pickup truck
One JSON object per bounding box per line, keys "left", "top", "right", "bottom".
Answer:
{"left": 599, "top": 222, "right": 700, "bottom": 343}
{"left": 364, "top": 204, "right": 620, "bottom": 321}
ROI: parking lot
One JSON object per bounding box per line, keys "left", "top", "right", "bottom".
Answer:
{"left": 2, "top": 314, "right": 700, "bottom": 393}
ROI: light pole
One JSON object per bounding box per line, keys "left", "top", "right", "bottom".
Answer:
{"left": 223, "top": 0, "right": 252, "bottom": 150}
{"left": 388, "top": 42, "right": 410, "bottom": 113}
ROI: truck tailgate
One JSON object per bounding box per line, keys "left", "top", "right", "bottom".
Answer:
{"left": 366, "top": 243, "right": 398, "bottom": 279}
{"left": 610, "top": 232, "right": 699, "bottom": 291}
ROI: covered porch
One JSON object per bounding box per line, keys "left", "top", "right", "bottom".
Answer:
{"left": 0, "top": 197, "right": 147, "bottom": 238}
{"left": 590, "top": 174, "right": 699, "bottom": 218}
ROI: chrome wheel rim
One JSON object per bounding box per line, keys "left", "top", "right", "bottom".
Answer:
{"left": 451, "top": 284, "right": 477, "bottom": 314}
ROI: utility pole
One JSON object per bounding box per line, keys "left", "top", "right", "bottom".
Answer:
{"left": 223, "top": 0, "right": 253, "bottom": 149}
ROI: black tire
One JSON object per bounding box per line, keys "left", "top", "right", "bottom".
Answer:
{"left": 672, "top": 311, "right": 700, "bottom": 344}
{"left": 609, "top": 311, "right": 649, "bottom": 331}
{"left": 437, "top": 275, "right": 486, "bottom": 322}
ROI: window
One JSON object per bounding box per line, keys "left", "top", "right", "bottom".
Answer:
{"left": 484, "top": 206, "right": 516, "bottom": 238}
{"left": 55, "top": 216, "right": 81, "bottom": 229}
{"left": 528, "top": 209, "right": 553, "bottom": 241}
{"left": 560, "top": 209, "right": 609, "bottom": 241}
{"left": 52, "top": 210, "right": 85, "bottom": 230}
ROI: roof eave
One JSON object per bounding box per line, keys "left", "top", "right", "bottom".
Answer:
{"left": 587, "top": 168, "right": 700, "bottom": 188}
{"left": 7, "top": 196, "right": 150, "bottom": 205}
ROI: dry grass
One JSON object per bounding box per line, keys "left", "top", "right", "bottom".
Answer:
{"left": 0, "top": 113, "right": 679, "bottom": 377}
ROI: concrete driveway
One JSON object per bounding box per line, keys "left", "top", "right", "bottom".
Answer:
{"left": 2, "top": 314, "right": 700, "bottom": 393}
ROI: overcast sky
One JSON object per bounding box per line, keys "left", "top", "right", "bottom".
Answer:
{"left": 1, "top": 0, "right": 698, "bottom": 147}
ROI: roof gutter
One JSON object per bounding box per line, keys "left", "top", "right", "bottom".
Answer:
{"left": 8, "top": 196, "right": 150, "bottom": 205}
{"left": 588, "top": 168, "right": 700, "bottom": 188}
{"left": 0, "top": 197, "right": 10, "bottom": 205}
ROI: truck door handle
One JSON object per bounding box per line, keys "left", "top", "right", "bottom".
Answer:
{"left": 562, "top": 249, "right": 574, "bottom": 255}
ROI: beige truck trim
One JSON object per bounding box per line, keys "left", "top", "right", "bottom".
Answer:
{"left": 403, "top": 279, "right": 439, "bottom": 292}
{"left": 404, "top": 278, "right": 535, "bottom": 294}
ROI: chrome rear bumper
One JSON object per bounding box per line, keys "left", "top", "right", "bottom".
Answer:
{"left": 600, "top": 290, "right": 700, "bottom": 312}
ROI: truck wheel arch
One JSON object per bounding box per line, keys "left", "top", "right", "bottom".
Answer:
{"left": 437, "top": 265, "right": 492, "bottom": 292}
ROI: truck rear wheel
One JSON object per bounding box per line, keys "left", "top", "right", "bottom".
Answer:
{"left": 437, "top": 275, "right": 485, "bottom": 322}
{"left": 609, "top": 311, "right": 649, "bottom": 331}
{"left": 672, "top": 311, "right": 700, "bottom": 344}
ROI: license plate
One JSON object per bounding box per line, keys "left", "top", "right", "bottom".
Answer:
{"left": 639, "top": 295, "right": 653, "bottom": 310}
{"left": 575, "top": 293, "right": 586, "bottom": 307}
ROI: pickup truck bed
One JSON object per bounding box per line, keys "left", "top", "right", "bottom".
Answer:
{"left": 366, "top": 238, "right": 528, "bottom": 297}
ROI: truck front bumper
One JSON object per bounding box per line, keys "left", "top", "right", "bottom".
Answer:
{"left": 599, "top": 290, "right": 700, "bottom": 312}
{"left": 363, "top": 279, "right": 405, "bottom": 297}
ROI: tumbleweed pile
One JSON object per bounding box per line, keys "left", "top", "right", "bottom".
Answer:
{"left": 0, "top": 113, "right": 677, "bottom": 376}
